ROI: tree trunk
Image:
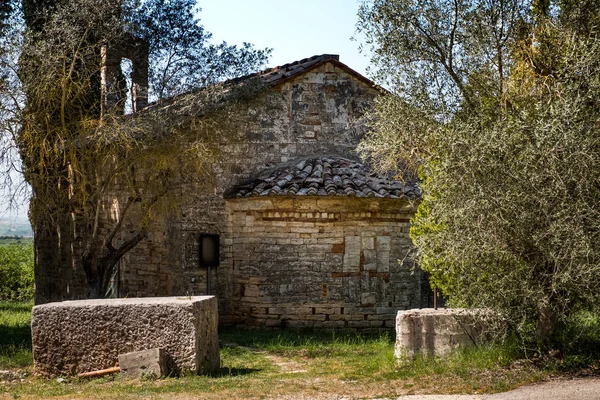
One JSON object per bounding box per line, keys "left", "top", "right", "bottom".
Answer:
{"left": 82, "top": 252, "right": 118, "bottom": 299}
{"left": 535, "top": 303, "right": 559, "bottom": 342}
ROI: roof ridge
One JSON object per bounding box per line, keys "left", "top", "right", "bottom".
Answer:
{"left": 264, "top": 54, "right": 340, "bottom": 75}
{"left": 137, "top": 54, "right": 382, "bottom": 114}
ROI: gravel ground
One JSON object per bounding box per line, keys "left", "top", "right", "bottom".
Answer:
{"left": 395, "top": 378, "right": 600, "bottom": 400}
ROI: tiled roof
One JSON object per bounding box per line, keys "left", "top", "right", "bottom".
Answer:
{"left": 229, "top": 54, "right": 381, "bottom": 90}
{"left": 138, "top": 54, "right": 383, "bottom": 115}
{"left": 225, "top": 156, "right": 420, "bottom": 200}
{"left": 258, "top": 54, "right": 340, "bottom": 85}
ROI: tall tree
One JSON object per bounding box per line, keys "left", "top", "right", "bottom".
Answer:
{"left": 15, "top": 0, "right": 270, "bottom": 301}
{"left": 358, "top": 0, "right": 600, "bottom": 342}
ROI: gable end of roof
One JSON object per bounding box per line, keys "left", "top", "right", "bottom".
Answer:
{"left": 258, "top": 54, "right": 385, "bottom": 93}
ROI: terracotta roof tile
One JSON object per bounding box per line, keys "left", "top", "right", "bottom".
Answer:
{"left": 258, "top": 55, "right": 340, "bottom": 85}
{"left": 138, "top": 54, "right": 384, "bottom": 115}
{"left": 225, "top": 156, "right": 420, "bottom": 200}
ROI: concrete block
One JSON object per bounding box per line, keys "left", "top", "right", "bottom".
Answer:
{"left": 118, "top": 348, "right": 168, "bottom": 378}
{"left": 31, "top": 296, "right": 219, "bottom": 377}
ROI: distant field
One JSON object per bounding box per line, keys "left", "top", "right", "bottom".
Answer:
{"left": 0, "top": 217, "right": 33, "bottom": 238}
{"left": 0, "top": 236, "right": 33, "bottom": 245}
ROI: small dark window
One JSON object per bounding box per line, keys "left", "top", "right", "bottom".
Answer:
{"left": 199, "top": 234, "right": 220, "bottom": 267}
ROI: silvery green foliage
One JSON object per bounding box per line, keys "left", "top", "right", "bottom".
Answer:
{"left": 357, "top": 0, "right": 527, "bottom": 116}
{"left": 358, "top": 0, "right": 600, "bottom": 340}
{"left": 122, "top": 0, "right": 271, "bottom": 101}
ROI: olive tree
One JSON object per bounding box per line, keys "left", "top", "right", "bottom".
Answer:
{"left": 358, "top": 0, "right": 600, "bottom": 341}
{"left": 6, "top": 0, "right": 270, "bottom": 300}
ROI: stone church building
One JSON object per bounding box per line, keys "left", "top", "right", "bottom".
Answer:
{"left": 39, "top": 54, "right": 432, "bottom": 329}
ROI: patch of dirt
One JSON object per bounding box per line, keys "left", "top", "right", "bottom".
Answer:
{"left": 266, "top": 354, "right": 308, "bottom": 374}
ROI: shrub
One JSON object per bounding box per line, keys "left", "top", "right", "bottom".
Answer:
{"left": 0, "top": 242, "right": 34, "bottom": 301}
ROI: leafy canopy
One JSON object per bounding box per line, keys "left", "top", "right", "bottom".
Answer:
{"left": 8, "top": 0, "right": 271, "bottom": 299}
{"left": 358, "top": 0, "right": 600, "bottom": 341}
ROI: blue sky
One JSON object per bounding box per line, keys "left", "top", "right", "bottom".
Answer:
{"left": 199, "top": 0, "right": 371, "bottom": 77}
{"left": 2, "top": 1, "right": 373, "bottom": 220}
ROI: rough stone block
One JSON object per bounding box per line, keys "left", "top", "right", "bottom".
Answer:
{"left": 376, "top": 251, "right": 390, "bottom": 272}
{"left": 395, "top": 308, "right": 501, "bottom": 359}
{"left": 31, "top": 296, "right": 219, "bottom": 377}
{"left": 361, "top": 236, "right": 375, "bottom": 250}
{"left": 360, "top": 292, "right": 377, "bottom": 305}
{"left": 322, "top": 321, "right": 346, "bottom": 328}
{"left": 376, "top": 236, "right": 391, "bottom": 251}
{"left": 348, "top": 320, "right": 372, "bottom": 328}
{"left": 118, "top": 348, "right": 168, "bottom": 378}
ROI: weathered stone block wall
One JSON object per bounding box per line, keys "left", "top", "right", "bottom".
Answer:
{"left": 116, "top": 63, "right": 381, "bottom": 308}
{"left": 31, "top": 296, "right": 219, "bottom": 376}
{"left": 32, "top": 60, "right": 382, "bottom": 305}
{"left": 118, "top": 216, "right": 174, "bottom": 297}
{"left": 224, "top": 197, "right": 427, "bottom": 329}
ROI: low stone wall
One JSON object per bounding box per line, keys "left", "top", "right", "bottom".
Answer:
{"left": 395, "top": 308, "right": 497, "bottom": 359}
{"left": 31, "top": 296, "right": 219, "bottom": 376}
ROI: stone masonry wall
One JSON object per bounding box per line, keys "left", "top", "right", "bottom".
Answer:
{"left": 116, "top": 62, "right": 382, "bottom": 317}
{"left": 33, "top": 59, "right": 397, "bottom": 310}
{"left": 224, "top": 197, "right": 427, "bottom": 329}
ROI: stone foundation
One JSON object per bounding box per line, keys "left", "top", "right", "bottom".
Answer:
{"left": 31, "top": 296, "right": 219, "bottom": 376}
{"left": 395, "top": 308, "right": 497, "bottom": 359}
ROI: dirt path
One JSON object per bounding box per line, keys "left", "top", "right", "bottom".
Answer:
{"left": 395, "top": 377, "right": 600, "bottom": 400}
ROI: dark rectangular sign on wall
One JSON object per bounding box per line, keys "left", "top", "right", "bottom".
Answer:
{"left": 199, "top": 234, "right": 220, "bottom": 267}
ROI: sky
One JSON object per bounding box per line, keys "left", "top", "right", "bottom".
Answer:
{"left": 2, "top": 0, "right": 373, "bottom": 220}
{"left": 199, "top": 0, "right": 371, "bottom": 77}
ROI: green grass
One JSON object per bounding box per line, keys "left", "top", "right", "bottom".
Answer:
{"left": 220, "top": 328, "right": 399, "bottom": 380}
{"left": 547, "top": 311, "right": 600, "bottom": 371}
{"left": 0, "top": 303, "right": 548, "bottom": 399}
{"left": 0, "top": 301, "right": 33, "bottom": 369}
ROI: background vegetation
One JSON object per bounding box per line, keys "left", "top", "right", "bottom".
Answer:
{"left": 0, "top": 240, "right": 33, "bottom": 302}
{"left": 0, "top": 0, "right": 271, "bottom": 300}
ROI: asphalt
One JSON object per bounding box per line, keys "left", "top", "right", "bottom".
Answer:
{"left": 395, "top": 378, "right": 600, "bottom": 400}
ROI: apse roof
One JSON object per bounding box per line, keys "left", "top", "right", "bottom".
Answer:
{"left": 225, "top": 156, "right": 420, "bottom": 200}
